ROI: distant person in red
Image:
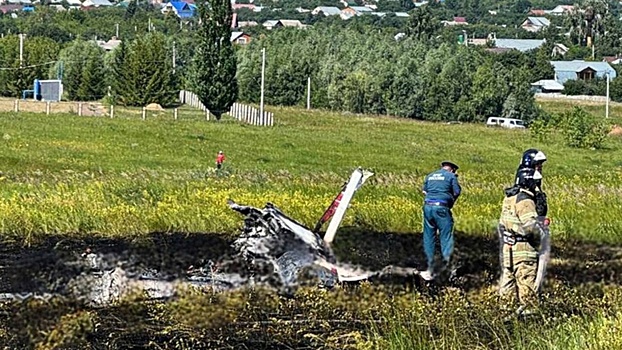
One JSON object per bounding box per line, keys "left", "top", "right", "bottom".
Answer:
{"left": 216, "top": 151, "right": 225, "bottom": 169}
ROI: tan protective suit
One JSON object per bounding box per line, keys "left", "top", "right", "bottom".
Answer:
{"left": 498, "top": 189, "right": 541, "bottom": 308}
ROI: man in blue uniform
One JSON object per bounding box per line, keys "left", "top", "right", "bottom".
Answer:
{"left": 420, "top": 161, "right": 462, "bottom": 281}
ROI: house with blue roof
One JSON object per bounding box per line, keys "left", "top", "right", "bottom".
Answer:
{"left": 161, "top": 1, "right": 196, "bottom": 19}
{"left": 551, "top": 60, "right": 617, "bottom": 84}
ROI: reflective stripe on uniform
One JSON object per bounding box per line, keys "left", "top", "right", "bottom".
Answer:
{"left": 519, "top": 212, "right": 537, "bottom": 223}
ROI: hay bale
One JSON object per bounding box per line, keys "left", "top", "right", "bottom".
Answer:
{"left": 609, "top": 124, "right": 622, "bottom": 137}
{"left": 145, "top": 103, "right": 165, "bottom": 111}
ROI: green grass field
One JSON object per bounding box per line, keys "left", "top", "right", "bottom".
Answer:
{"left": 1, "top": 101, "right": 621, "bottom": 349}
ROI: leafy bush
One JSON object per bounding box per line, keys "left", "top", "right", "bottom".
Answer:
{"left": 559, "top": 107, "right": 610, "bottom": 149}
{"left": 563, "top": 79, "right": 606, "bottom": 96}
{"left": 530, "top": 107, "right": 610, "bottom": 149}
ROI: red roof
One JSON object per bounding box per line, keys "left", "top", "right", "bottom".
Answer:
{"left": 603, "top": 56, "right": 622, "bottom": 63}
{"left": 0, "top": 4, "right": 23, "bottom": 13}
{"left": 529, "top": 9, "right": 546, "bottom": 15}
{"left": 454, "top": 16, "right": 467, "bottom": 23}
{"left": 233, "top": 4, "right": 255, "bottom": 10}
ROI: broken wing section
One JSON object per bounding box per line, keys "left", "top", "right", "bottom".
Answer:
{"left": 321, "top": 167, "right": 374, "bottom": 245}
{"left": 534, "top": 216, "right": 551, "bottom": 293}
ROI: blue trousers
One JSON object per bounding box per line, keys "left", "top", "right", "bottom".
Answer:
{"left": 423, "top": 205, "right": 455, "bottom": 270}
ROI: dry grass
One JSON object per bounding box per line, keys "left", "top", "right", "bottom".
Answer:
{"left": 0, "top": 97, "right": 107, "bottom": 116}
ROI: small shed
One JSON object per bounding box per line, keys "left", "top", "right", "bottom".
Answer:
{"left": 531, "top": 79, "right": 564, "bottom": 93}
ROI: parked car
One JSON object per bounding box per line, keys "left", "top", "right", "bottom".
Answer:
{"left": 486, "top": 117, "right": 526, "bottom": 129}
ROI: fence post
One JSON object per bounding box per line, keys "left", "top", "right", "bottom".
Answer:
{"left": 174, "top": 108, "right": 178, "bottom": 120}
{"left": 46, "top": 101, "right": 50, "bottom": 115}
{"left": 110, "top": 105, "right": 114, "bottom": 119}
{"left": 206, "top": 110, "right": 209, "bottom": 121}
{"left": 142, "top": 107, "right": 146, "bottom": 120}
{"left": 78, "top": 102, "right": 82, "bottom": 116}
{"left": 14, "top": 99, "right": 18, "bottom": 112}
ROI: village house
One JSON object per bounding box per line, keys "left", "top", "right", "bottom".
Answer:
{"left": 551, "top": 60, "right": 617, "bottom": 84}
{"left": 230, "top": 31, "right": 251, "bottom": 45}
{"left": 81, "top": 0, "right": 112, "bottom": 7}
{"left": 549, "top": 5, "right": 575, "bottom": 16}
{"left": 603, "top": 55, "right": 622, "bottom": 65}
{"left": 161, "top": 1, "right": 195, "bottom": 19}
{"left": 531, "top": 80, "right": 565, "bottom": 93}
{"left": 95, "top": 37, "right": 122, "bottom": 51}
{"left": 311, "top": 6, "right": 341, "bottom": 16}
{"left": 441, "top": 17, "right": 468, "bottom": 26}
{"left": 236, "top": 21, "right": 258, "bottom": 28}
{"left": 262, "top": 20, "right": 307, "bottom": 30}
{"left": 340, "top": 6, "right": 372, "bottom": 19}
{"left": 551, "top": 43, "right": 569, "bottom": 57}
{"left": 521, "top": 17, "right": 550, "bottom": 32}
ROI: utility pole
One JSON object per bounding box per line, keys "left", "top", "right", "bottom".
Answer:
{"left": 307, "top": 77, "right": 311, "bottom": 110}
{"left": 260, "top": 47, "right": 266, "bottom": 119}
{"left": 606, "top": 71, "right": 610, "bottom": 119}
{"left": 19, "top": 33, "right": 24, "bottom": 68}
{"left": 148, "top": 18, "right": 152, "bottom": 32}
{"left": 115, "top": 23, "right": 119, "bottom": 38}
{"left": 172, "top": 41, "right": 176, "bottom": 74}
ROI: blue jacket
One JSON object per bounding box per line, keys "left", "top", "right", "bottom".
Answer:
{"left": 422, "top": 168, "right": 461, "bottom": 207}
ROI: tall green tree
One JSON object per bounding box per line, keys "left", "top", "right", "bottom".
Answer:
{"left": 471, "top": 61, "right": 510, "bottom": 120}
{"left": 189, "top": 0, "right": 238, "bottom": 120}
{"left": 52, "top": 39, "right": 106, "bottom": 101}
{"left": 406, "top": 5, "right": 441, "bottom": 41}
{"left": 108, "top": 40, "right": 130, "bottom": 105}
{"left": 119, "top": 33, "right": 179, "bottom": 107}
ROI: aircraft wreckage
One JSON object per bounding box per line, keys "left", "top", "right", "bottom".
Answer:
{"left": 0, "top": 168, "right": 421, "bottom": 306}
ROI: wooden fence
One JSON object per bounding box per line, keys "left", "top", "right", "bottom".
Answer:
{"left": 227, "top": 102, "right": 274, "bottom": 127}
{"left": 1, "top": 99, "right": 107, "bottom": 116}
{"left": 179, "top": 90, "right": 211, "bottom": 120}
{"left": 179, "top": 90, "right": 274, "bottom": 127}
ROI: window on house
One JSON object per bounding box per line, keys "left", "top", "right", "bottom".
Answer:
{"left": 238, "top": 37, "right": 247, "bottom": 44}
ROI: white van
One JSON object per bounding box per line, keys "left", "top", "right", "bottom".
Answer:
{"left": 486, "top": 117, "right": 526, "bottom": 129}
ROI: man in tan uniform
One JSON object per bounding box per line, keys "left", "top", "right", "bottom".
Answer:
{"left": 498, "top": 166, "right": 550, "bottom": 317}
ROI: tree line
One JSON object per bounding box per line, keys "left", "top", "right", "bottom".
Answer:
{"left": 4, "top": 0, "right": 622, "bottom": 124}
{"left": 235, "top": 24, "right": 555, "bottom": 123}
{"left": 0, "top": 21, "right": 598, "bottom": 123}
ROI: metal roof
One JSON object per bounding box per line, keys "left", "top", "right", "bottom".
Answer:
{"left": 550, "top": 60, "right": 615, "bottom": 73}
{"left": 314, "top": 6, "right": 340, "bottom": 15}
{"left": 526, "top": 17, "right": 550, "bottom": 27}
{"left": 531, "top": 79, "right": 564, "bottom": 90}
{"left": 495, "top": 38, "right": 545, "bottom": 52}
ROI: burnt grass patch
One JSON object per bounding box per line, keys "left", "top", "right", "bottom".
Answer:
{"left": 0, "top": 230, "right": 621, "bottom": 349}
{"left": 1, "top": 229, "right": 621, "bottom": 295}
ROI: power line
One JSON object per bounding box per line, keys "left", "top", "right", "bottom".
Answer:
{"left": 0, "top": 61, "right": 56, "bottom": 71}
